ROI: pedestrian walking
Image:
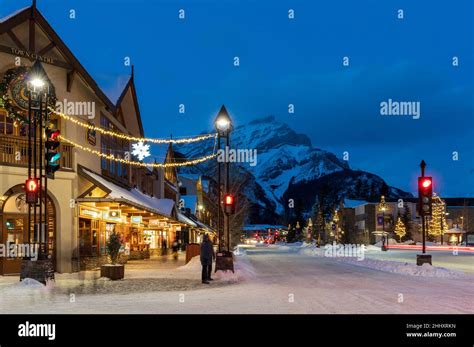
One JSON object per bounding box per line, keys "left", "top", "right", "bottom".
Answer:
{"left": 172, "top": 238, "right": 179, "bottom": 260}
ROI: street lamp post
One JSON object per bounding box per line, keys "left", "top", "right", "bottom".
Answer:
{"left": 333, "top": 209, "right": 339, "bottom": 243}
{"left": 441, "top": 212, "right": 448, "bottom": 245}
{"left": 307, "top": 218, "right": 313, "bottom": 243}
{"left": 378, "top": 195, "right": 388, "bottom": 251}
{"left": 214, "top": 105, "right": 235, "bottom": 273}
{"left": 214, "top": 105, "right": 232, "bottom": 251}
{"left": 21, "top": 60, "right": 54, "bottom": 284}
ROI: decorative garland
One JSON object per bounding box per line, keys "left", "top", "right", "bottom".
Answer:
{"left": 49, "top": 107, "right": 217, "bottom": 144}
{"left": 58, "top": 134, "right": 218, "bottom": 168}
{"left": 0, "top": 66, "right": 56, "bottom": 126}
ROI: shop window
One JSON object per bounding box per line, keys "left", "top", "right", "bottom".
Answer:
{"left": 100, "top": 114, "right": 129, "bottom": 183}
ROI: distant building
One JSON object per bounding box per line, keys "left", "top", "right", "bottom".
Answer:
{"left": 344, "top": 198, "right": 474, "bottom": 245}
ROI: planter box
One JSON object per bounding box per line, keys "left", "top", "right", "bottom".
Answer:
{"left": 100, "top": 264, "right": 124, "bottom": 280}
{"left": 215, "top": 251, "right": 234, "bottom": 273}
{"left": 416, "top": 254, "right": 432, "bottom": 266}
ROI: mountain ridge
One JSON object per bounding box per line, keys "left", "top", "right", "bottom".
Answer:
{"left": 176, "top": 115, "right": 413, "bottom": 223}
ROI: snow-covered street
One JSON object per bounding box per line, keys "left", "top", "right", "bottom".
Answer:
{"left": 0, "top": 244, "right": 473, "bottom": 314}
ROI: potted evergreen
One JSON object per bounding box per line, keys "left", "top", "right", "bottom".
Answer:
{"left": 100, "top": 231, "right": 124, "bottom": 280}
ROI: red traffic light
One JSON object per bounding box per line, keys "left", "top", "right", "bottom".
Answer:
{"left": 224, "top": 194, "right": 235, "bottom": 215}
{"left": 224, "top": 194, "right": 234, "bottom": 205}
{"left": 418, "top": 176, "right": 433, "bottom": 216}
{"left": 421, "top": 178, "right": 432, "bottom": 188}
{"left": 46, "top": 128, "right": 60, "bottom": 140}
{"left": 26, "top": 178, "right": 38, "bottom": 192}
{"left": 25, "top": 178, "right": 39, "bottom": 204}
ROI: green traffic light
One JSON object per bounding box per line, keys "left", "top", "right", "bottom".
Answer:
{"left": 49, "top": 153, "right": 61, "bottom": 163}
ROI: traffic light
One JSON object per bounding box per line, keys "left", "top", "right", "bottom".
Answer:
{"left": 25, "top": 178, "right": 39, "bottom": 204}
{"left": 418, "top": 176, "right": 433, "bottom": 216}
{"left": 224, "top": 193, "right": 235, "bottom": 215}
{"left": 45, "top": 126, "right": 61, "bottom": 179}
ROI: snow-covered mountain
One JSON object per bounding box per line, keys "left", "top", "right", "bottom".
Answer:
{"left": 176, "top": 116, "right": 412, "bottom": 223}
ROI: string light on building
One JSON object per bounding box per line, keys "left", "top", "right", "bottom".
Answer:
{"left": 49, "top": 107, "right": 217, "bottom": 144}
{"left": 58, "top": 135, "right": 217, "bottom": 168}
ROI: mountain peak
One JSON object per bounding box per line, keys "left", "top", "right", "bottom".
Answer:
{"left": 234, "top": 115, "right": 312, "bottom": 150}
{"left": 247, "top": 115, "right": 276, "bottom": 125}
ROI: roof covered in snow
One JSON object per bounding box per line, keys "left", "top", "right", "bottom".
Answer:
{"left": 80, "top": 168, "right": 175, "bottom": 217}
{"left": 177, "top": 212, "right": 197, "bottom": 227}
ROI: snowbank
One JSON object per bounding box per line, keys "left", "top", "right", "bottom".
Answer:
{"left": 177, "top": 254, "right": 256, "bottom": 283}
{"left": 234, "top": 246, "right": 247, "bottom": 256}
{"left": 297, "top": 244, "right": 466, "bottom": 279}
{"left": 336, "top": 257, "right": 466, "bottom": 279}
{"left": 299, "top": 246, "right": 324, "bottom": 257}
{"left": 374, "top": 238, "right": 399, "bottom": 247}
{"left": 177, "top": 256, "right": 202, "bottom": 274}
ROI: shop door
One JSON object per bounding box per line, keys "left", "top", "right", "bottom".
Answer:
{"left": 1, "top": 215, "right": 27, "bottom": 275}
{"left": 79, "top": 218, "right": 92, "bottom": 256}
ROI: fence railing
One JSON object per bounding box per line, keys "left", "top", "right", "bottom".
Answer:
{"left": 0, "top": 135, "right": 73, "bottom": 170}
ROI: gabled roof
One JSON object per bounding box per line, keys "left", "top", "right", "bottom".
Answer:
{"left": 1, "top": 4, "right": 145, "bottom": 136}
{"left": 114, "top": 66, "right": 144, "bottom": 136}
{"left": 0, "top": 5, "right": 117, "bottom": 112}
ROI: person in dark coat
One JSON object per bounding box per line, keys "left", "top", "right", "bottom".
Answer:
{"left": 200, "top": 234, "right": 215, "bottom": 284}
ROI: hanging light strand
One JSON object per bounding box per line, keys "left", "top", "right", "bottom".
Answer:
{"left": 58, "top": 135, "right": 217, "bottom": 168}
{"left": 49, "top": 107, "right": 217, "bottom": 144}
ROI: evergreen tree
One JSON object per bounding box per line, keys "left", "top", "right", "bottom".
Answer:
{"left": 394, "top": 217, "right": 406, "bottom": 242}
{"left": 286, "top": 226, "right": 296, "bottom": 243}
{"left": 428, "top": 194, "right": 448, "bottom": 241}
{"left": 401, "top": 204, "right": 412, "bottom": 241}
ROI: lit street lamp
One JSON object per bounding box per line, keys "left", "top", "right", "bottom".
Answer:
{"left": 21, "top": 60, "right": 54, "bottom": 284}
{"left": 307, "top": 218, "right": 313, "bottom": 243}
{"left": 378, "top": 195, "right": 388, "bottom": 251}
{"left": 214, "top": 105, "right": 232, "bottom": 251}
{"left": 214, "top": 105, "right": 234, "bottom": 273}
{"left": 333, "top": 209, "right": 339, "bottom": 243}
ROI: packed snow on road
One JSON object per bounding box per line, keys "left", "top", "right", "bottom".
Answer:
{"left": 0, "top": 243, "right": 472, "bottom": 314}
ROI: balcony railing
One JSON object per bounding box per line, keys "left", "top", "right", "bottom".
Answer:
{"left": 0, "top": 135, "right": 73, "bottom": 170}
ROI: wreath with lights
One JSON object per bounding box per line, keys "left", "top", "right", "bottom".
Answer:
{"left": 0, "top": 66, "right": 57, "bottom": 126}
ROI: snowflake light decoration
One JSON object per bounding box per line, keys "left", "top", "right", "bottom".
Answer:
{"left": 131, "top": 141, "right": 151, "bottom": 161}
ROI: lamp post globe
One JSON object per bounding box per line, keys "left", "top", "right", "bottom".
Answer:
{"left": 27, "top": 60, "right": 49, "bottom": 98}
{"left": 214, "top": 105, "right": 232, "bottom": 136}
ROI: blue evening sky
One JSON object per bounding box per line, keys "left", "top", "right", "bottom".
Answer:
{"left": 1, "top": 0, "right": 473, "bottom": 196}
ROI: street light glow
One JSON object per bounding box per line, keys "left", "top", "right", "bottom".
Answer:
{"left": 216, "top": 117, "right": 230, "bottom": 131}
{"left": 30, "top": 77, "right": 45, "bottom": 89}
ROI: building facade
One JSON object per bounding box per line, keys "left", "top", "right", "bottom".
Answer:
{"left": 346, "top": 198, "right": 474, "bottom": 245}
{"left": 0, "top": 5, "right": 209, "bottom": 275}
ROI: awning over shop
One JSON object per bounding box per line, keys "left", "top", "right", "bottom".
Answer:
{"left": 78, "top": 167, "right": 176, "bottom": 218}
{"left": 192, "top": 218, "right": 215, "bottom": 234}
{"left": 177, "top": 212, "right": 197, "bottom": 227}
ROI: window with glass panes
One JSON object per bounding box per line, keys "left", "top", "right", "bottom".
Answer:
{"left": 0, "top": 111, "right": 30, "bottom": 136}
{"left": 100, "top": 114, "right": 129, "bottom": 182}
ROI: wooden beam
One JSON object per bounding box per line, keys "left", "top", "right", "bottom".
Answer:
{"left": 67, "top": 70, "right": 75, "bottom": 92}
{"left": 6, "top": 30, "right": 26, "bottom": 51}
{"left": 0, "top": 8, "right": 30, "bottom": 34}
{"left": 38, "top": 41, "right": 55, "bottom": 56}
{"left": 29, "top": 17, "right": 35, "bottom": 52}
{"left": 0, "top": 44, "right": 71, "bottom": 69}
